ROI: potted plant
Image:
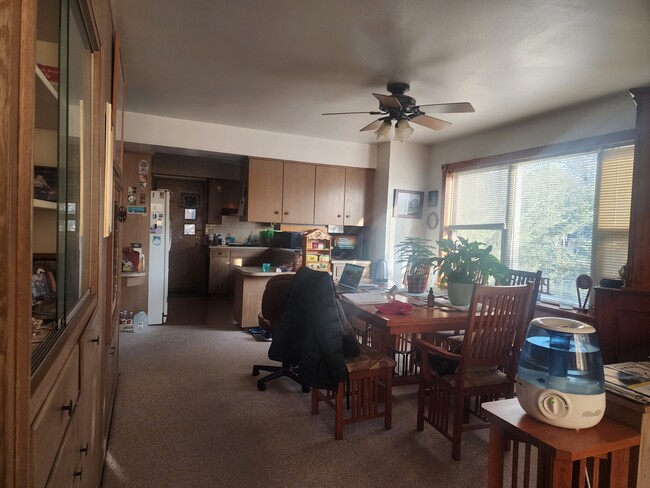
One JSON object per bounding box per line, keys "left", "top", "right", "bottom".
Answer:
{"left": 394, "top": 237, "right": 437, "bottom": 293}
{"left": 433, "top": 236, "right": 508, "bottom": 306}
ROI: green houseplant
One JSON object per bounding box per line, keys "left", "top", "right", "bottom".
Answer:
{"left": 394, "top": 237, "right": 437, "bottom": 293}
{"left": 433, "top": 236, "right": 508, "bottom": 305}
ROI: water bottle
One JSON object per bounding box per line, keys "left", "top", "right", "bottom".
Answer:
{"left": 133, "top": 310, "right": 148, "bottom": 333}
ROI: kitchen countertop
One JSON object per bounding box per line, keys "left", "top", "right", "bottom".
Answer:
{"left": 234, "top": 266, "right": 295, "bottom": 277}
{"left": 208, "top": 245, "right": 300, "bottom": 251}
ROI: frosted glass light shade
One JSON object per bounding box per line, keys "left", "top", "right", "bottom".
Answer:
{"left": 375, "top": 121, "right": 392, "bottom": 142}
{"left": 395, "top": 119, "right": 414, "bottom": 142}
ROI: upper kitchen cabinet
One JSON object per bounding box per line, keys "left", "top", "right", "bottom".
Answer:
{"left": 243, "top": 158, "right": 315, "bottom": 224}
{"left": 282, "top": 162, "right": 315, "bottom": 224}
{"left": 244, "top": 158, "right": 284, "bottom": 222}
{"left": 314, "top": 166, "right": 374, "bottom": 226}
{"left": 343, "top": 167, "right": 374, "bottom": 226}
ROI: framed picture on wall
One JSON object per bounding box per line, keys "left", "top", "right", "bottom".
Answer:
{"left": 393, "top": 189, "right": 424, "bottom": 219}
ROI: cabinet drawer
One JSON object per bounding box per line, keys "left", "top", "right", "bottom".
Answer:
{"left": 80, "top": 318, "right": 101, "bottom": 387}
{"left": 211, "top": 248, "right": 229, "bottom": 258}
{"left": 32, "top": 344, "right": 80, "bottom": 488}
{"left": 46, "top": 410, "right": 82, "bottom": 488}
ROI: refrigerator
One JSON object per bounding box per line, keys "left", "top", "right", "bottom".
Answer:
{"left": 148, "top": 190, "right": 172, "bottom": 324}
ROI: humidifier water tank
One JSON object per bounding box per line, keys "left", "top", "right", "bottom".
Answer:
{"left": 516, "top": 317, "right": 605, "bottom": 429}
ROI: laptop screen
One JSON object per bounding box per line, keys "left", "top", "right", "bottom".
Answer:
{"left": 338, "top": 263, "right": 365, "bottom": 291}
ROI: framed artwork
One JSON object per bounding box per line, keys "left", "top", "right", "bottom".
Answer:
{"left": 393, "top": 189, "right": 424, "bottom": 219}
{"left": 33, "top": 166, "right": 58, "bottom": 202}
{"left": 428, "top": 190, "right": 439, "bottom": 207}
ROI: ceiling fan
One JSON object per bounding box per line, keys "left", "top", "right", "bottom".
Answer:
{"left": 323, "top": 81, "right": 475, "bottom": 142}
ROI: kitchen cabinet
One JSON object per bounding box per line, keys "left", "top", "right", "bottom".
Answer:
{"left": 244, "top": 158, "right": 316, "bottom": 224}
{"left": 246, "top": 158, "right": 284, "bottom": 222}
{"left": 344, "top": 167, "right": 374, "bottom": 226}
{"left": 314, "top": 166, "right": 373, "bottom": 226}
{"left": 209, "top": 248, "right": 231, "bottom": 294}
{"left": 282, "top": 162, "right": 316, "bottom": 224}
{"left": 314, "top": 166, "right": 346, "bottom": 225}
{"left": 207, "top": 178, "right": 241, "bottom": 224}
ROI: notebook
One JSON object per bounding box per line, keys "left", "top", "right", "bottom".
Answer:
{"left": 335, "top": 263, "right": 365, "bottom": 293}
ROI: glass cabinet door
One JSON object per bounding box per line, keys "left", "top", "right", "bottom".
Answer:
{"left": 32, "top": 0, "right": 93, "bottom": 372}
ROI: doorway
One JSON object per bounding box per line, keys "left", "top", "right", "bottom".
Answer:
{"left": 154, "top": 177, "right": 206, "bottom": 295}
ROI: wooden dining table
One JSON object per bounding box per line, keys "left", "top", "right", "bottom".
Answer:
{"left": 339, "top": 292, "right": 468, "bottom": 385}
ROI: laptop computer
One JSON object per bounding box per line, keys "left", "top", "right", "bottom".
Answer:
{"left": 335, "top": 263, "right": 365, "bottom": 293}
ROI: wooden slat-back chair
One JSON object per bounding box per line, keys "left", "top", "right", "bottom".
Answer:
{"left": 416, "top": 283, "right": 534, "bottom": 460}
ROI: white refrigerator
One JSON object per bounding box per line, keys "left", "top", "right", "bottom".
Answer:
{"left": 148, "top": 190, "right": 172, "bottom": 324}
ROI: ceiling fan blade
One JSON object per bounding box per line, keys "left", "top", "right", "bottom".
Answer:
{"left": 322, "top": 111, "right": 383, "bottom": 116}
{"left": 373, "top": 93, "right": 402, "bottom": 110}
{"left": 359, "top": 119, "right": 384, "bottom": 132}
{"left": 411, "top": 114, "right": 451, "bottom": 131}
{"left": 415, "top": 102, "right": 475, "bottom": 113}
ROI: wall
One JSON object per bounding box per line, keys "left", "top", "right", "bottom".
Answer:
{"left": 429, "top": 91, "right": 637, "bottom": 168}
{"left": 124, "top": 111, "right": 377, "bottom": 168}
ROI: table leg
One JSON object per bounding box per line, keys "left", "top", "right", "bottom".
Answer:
{"left": 552, "top": 458, "right": 573, "bottom": 488}
{"left": 487, "top": 423, "right": 505, "bottom": 488}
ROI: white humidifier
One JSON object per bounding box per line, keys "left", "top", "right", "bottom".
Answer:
{"left": 516, "top": 317, "right": 605, "bottom": 429}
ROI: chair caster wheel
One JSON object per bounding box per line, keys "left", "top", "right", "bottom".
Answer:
{"left": 302, "top": 385, "right": 310, "bottom": 393}
{"left": 257, "top": 381, "right": 266, "bottom": 391}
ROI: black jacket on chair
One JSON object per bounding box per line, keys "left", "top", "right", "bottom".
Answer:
{"left": 268, "top": 266, "right": 348, "bottom": 390}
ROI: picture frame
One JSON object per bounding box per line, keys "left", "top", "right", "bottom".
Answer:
{"left": 33, "top": 166, "right": 58, "bottom": 202}
{"left": 393, "top": 189, "right": 424, "bottom": 219}
{"left": 428, "top": 190, "right": 439, "bottom": 207}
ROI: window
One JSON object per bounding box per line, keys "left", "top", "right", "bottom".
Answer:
{"left": 443, "top": 135, "right": 634, "bottom": 306}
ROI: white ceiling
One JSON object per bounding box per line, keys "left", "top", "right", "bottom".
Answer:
{"left": 110, "top": 0, "right": 650, "bottom": 147}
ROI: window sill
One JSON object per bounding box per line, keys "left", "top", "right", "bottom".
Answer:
{"left": 534, "top": 302, "right": 594, "bottom": 324}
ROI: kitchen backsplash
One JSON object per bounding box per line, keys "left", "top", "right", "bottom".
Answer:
{"left": 205, "top": 215, "right": 273, "bottom": 245}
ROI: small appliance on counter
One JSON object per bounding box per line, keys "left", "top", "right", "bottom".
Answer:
{"left": 516, "top": 317, "right": 605, "bottom": 429}
{"left": 272, "top": 231, "right": 303, "bottom": 249}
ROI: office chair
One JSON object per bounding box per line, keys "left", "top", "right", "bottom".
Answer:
{"left": 251, "top": 274, "right": 310, "bottom": 392}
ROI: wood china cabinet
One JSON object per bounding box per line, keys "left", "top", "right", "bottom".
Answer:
{"left": 1, "top": 0, "right": 119, "bottom": 485}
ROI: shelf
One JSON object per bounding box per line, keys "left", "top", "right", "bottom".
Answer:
{"left": 35, "top": 64, "right": 58, "bottom": 130}
{"left": 33, "top": 199, "right": 57, "bottom": 210}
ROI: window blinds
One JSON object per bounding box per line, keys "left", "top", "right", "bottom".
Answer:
{"left": 593, "top": 145, "right": 634, "bottom": 284}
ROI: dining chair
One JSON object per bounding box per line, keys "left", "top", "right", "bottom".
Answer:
{"left": 432, "top": 268, "right": 542, "bottom": 350}
{"left": 415, "top": 282, "right": 534, "bottom": 460}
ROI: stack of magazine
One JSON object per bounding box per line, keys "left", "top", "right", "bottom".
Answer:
{"left": 603, "top": 361, "right": 650, "bottom": 404}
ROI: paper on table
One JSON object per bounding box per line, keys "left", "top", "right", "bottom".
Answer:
{"left": 342, "top": 292, "right": 392, "bottom": 305}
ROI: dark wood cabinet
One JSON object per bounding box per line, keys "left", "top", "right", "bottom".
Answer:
{"left": 594, "top": 87, "right": 650, "bottom": 363}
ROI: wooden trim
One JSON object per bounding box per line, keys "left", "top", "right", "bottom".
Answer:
{"left": 77, "top": 0, "right": 100, "bottom": 51}
{"left": 442, "top": 130, "right": 636, "bottom": 173}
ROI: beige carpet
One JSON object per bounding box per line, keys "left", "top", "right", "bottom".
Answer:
{"left": 101, "top": 295, "right": 497, "bottom": 488}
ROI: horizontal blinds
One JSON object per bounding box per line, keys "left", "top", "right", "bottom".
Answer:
{"left": 593, "top": 145, "right": 634, "bottom": 283}
{"left": 511, "top": 152, "right": 598, "bottom": 301}
{"left": 449, "top": 166, "right": 508, "bottom": 226}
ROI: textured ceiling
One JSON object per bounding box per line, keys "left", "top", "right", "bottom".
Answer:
{"left": 110, "top": 0, "right": 650, "bottom": 146}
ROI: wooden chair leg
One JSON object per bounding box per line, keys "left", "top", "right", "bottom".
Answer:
{"left": 416, "top": 379, "right": 426, "bottom": 431}
{"left": 384, "top": 371, "right": 393, "bottom": 430}
{"left": 335, "top": 381, "right": 345, "bottom": 440}
{"left": 311, "top": 388, "right": 320, "bottom": 415}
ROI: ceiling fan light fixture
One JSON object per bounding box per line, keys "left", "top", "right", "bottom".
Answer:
{"left": 375, "top": 120, "right": 392, "bottom": 142}
{"left": 395, "top": 119, "right": 414, "bottom": 142}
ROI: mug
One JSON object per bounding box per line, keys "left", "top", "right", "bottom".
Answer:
{"left": 262, "top": 263, "right": 271, "bottom": 272}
